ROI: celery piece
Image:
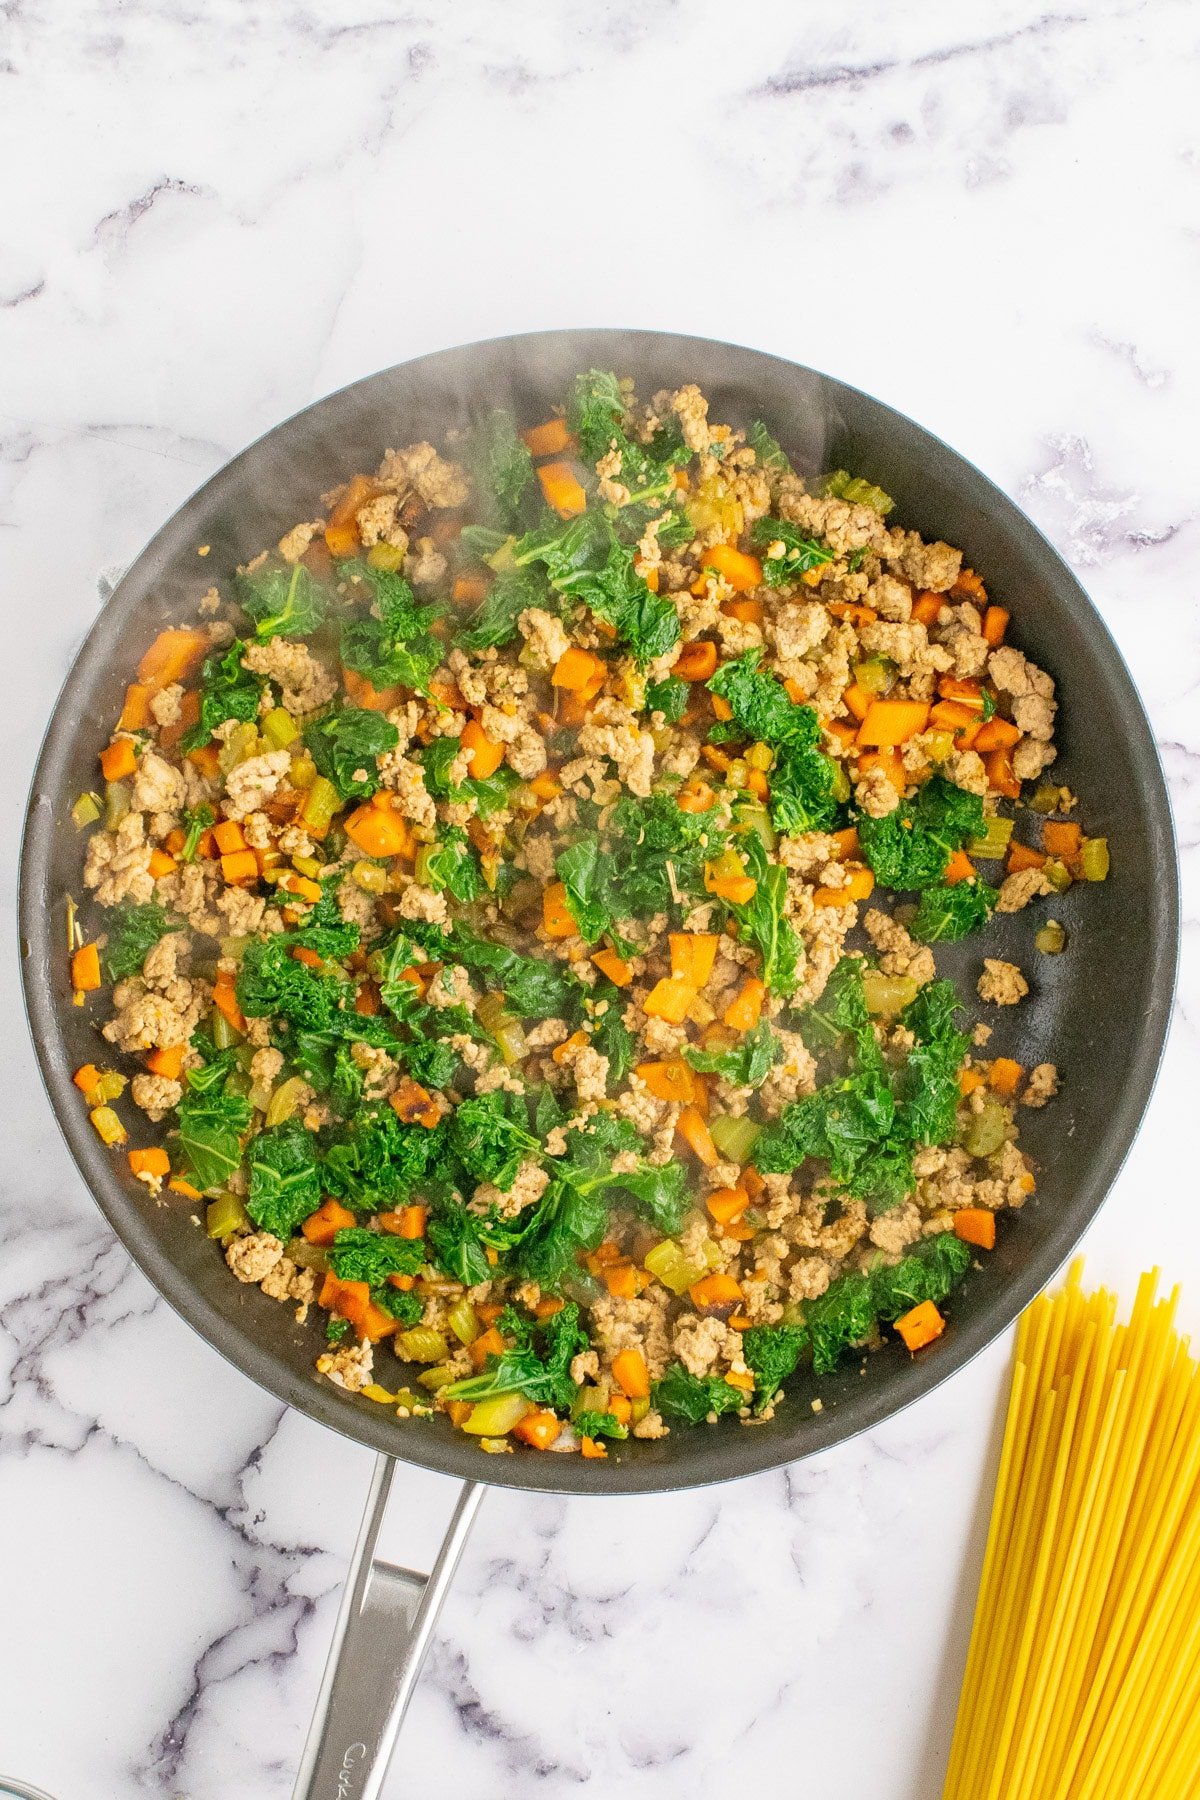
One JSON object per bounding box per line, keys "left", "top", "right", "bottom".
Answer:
{"left": 299, "top": 775, "right": 340, "bottom": 835}
{"left": 1080, "top": 837, "right": 1110, "bottom": 882}
{"left": 396, "top": 1328, "right": 449, "bottom": 1364}
{"left": 447, "top": 1299, "right": 481, "bottom": 1347}
{"left": 1036, "top": 921, "right": 1067, "bottom": 955}
{"left": 366, "top": 541, "right": 407, "bottom": 572}
{"left": 967, "top": 816, "right": 1015, "bottom": 861}
{"left": 494, "top": 1018, "right": 528, "bottom": 1065}
{"left": 853, "top": 656, "right": 897, "bottom": 697}
{"left": 104, "top": 779, "right": 132, "bottom": 831}
{"left": 737, "top": 803, "right": 777, "bottom": 853}
{"left": 351, "top": 858, "right": 389, "bottom": 893}
{"left": 1043, "top": 858, "right": 1073, "bottom": 894}
{"left": 861, "top": 970, "right": 920, "bottom": 1017}
{"left": 290, "top": 752, "right": 318, "bottom": 790}
{"left": 463, "top": 1393, "right": 532, "bottom": 1436}
{"left": 211, "top": 1009, "right": 243, "bottom": 1051}
{"left": 72, "top": 791, "right": 103, "bottom": 829}
{"left": 265, "top": 1075, "right": 308, "bottom": 1128}
{"left": 89, "top": 1105, "right": 127, "bottom": 1146}
{"left": 286, "top": 1238, "right": 330, "bottom": 1273}
{"left": 630, "top": 1396, "right": 651, "bottom": 1425}
{"left": 962, "top": 1100, "right": 1008, "bottom": 1160}
{"left": 709, "top": 1114, "right": 761, "bottom": 1165}
{"left": 1029, "top": 783, "right": 1065, "bottom": 815}
{"left": 219, "top": 721, "right": 259, "bottom": 775}
{"left": 644, "top": 1239, "right": 705, "bottom": 1296}
{"left": 206, "top": 1193, "right": 249, "bottom": 1238}
{"left": 820, "top": 470, "right": 894, "bottom": 516}
{"left": 417, "top": 1364, "right": 459, "bottom": 1391}
{"left": 219, "top": 935, "right": 250, "bottom": 962}
{"left": 829, "top": 758, "right": 853, "bottom": 803}
{"left": 923, "top": 731, "right": 955, "bottom": 766}
{"left": 261, "top": 707, "right": 299, "bottom": 751}
{"left": 95, "top": 1070, "right": 127, "bottom": 1103}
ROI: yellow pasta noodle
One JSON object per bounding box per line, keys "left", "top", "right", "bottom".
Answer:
{"left": 944, "top": 1263, "right": 1200, "bottom": 1800}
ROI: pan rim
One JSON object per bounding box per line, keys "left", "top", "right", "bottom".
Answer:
{"left": 18, "top": 328, "right": 1180, "bottom": 1496}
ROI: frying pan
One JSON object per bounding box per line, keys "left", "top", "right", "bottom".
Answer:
{"left": 18, "top": 331, "right": 1178, "bottom": 1798}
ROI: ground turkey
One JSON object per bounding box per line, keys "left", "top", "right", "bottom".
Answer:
{"left": 978, "top": 959, "right": 1029, "bottom": 1005}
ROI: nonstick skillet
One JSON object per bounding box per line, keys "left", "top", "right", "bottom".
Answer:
{"left": 18, "top": 331, "right": 1178, "bottom": 1798}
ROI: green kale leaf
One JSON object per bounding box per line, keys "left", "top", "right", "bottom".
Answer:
{"left": 470, "top": 408, "right": 534, "bottom": 530}
{"left": 801, "top": 1232, "right": 971, "bottom": 1374}
{"left": 555, "top": 834, "right": 617, "bottom": 941}
{"left": 339, "top": 560, "right": 441, "bottom": 695}
{"left": 724, "top": 828, "right": 801, "bottom": 997}
{"left": 176, "top": 1072, "right": 251, "bottom": 1193}
{"left": 910, "top": 880, "right": 999, "bottom": 943}
{"left": 422, "top": 826, "right": 483, "bottom": 904}
{"left": 747, "top": 420, "right": 790, "bottom": 472}
{"left": 179, "top": 803, "right": 214, "bottom": 864}
{"left": 685, "top": 1018, "right": 780, "bottom": 1088}
{"left": 742, "top": 1323, "right": 806, "bottom": 1411}
{"left": 304, "top": 704, "right": 399, "bottom": 801}
{"left": 513, "top": 511, "right": 680, "bottom": 667}
{"left": 448, "top": 1091, "right": 541, "bottom": 1192}
{"left": 405, "top": 920, "right": 580, "bottom": 1019}
{"left": 443, "top": 1302, "right": 588, "bottom": 1411}
{"left": 101, "top": 902, "right": 182, "bottom": 982}
{"left": 245, "top": 1118, "right": 321, "bottom": 1238}
{"left": 857, "top": 775, "right": 986, "bottom": 892}
{"left": 707, "top": 651, "right": 839, "bottom": 835}
{"left": 644, "top": 674, "right": 689, "bottom": 724}
{"left": 236, "top": 561, "right": 326, "bottom": 639}
{"left": 653, "top": 1363, "right": 745, "bottom": 1424}
{"left": 320, "top": 1105, "right": 448, "bottom": 1211}
{"left": 329, "top": 1226, "right": 426, "bottom": 1285}
{"left": 572, "top": 1409, "right": 628, "bottom": 1441}
{"left": 458, "top": 567, "right": 547, "bottom": 653}
{"left": 181, "top": 639, "right": 264, "bottom": 751}
{"left": 750, "top": 516, "right": 836, "bottom": 586}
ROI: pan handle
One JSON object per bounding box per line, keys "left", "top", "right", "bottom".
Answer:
{"left": 291, "top": 1455, "right": 483, "bottom": 1800}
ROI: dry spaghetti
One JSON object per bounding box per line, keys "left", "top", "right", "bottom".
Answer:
{"left": 943, "top": 1263, "right": 1200, "bottom": 1800}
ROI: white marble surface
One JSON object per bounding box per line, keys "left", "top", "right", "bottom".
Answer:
{"left": 2, "top": 3, "right": 1198, "bottom": 1795}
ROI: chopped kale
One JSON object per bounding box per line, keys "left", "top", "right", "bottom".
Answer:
{"left": 750, "top": 516, "right": 836, "bottom": 586}
{"left": 372, "top": 1285, "right": 424, "bottom": 1327}
{"left": 513, "top": 512, "right": 680, "bottom": 667}
{"left": 329, "top": 1226, "right": 426, "bottom": 1285}
{"left": 339, "top": 560, "right": 441, "bottom": 695}
{"left": 405, "top": 920, "right": 581, "bottom": 1019}
{"left": 236, "top": 560, "right": 326, "bottom": 639}
{"left": 910, "top": 880, "right": 998, "bottom": 943}
{"left": 685, "top": 1019, "right": 780, "bottom": 1088}
{"left": 458, "top": 567, "right": 546, "bottom": 653}
{"left": 707, "top": 650, "right": 839, "bottom": 834}
{"left": 857, "top": 775, "right": 985, "bottom": 891}
{"left": 448, "top": 1091, "right": 541, "bottom": 1192}
{"left": 802, "top": 1233, "right": 971, "bottom": 1374}
{"left": 573, "top": 1409, "right": 628, "bottom": 1441}
{"left": 304, "top": 704, "right": 399, "bottom": 801}
{"left": 101, "top": 902, "right": 181, "bottom": 983}
{"left": 245, "top": 1118, "right": 322, "bottom": 1239}
{"left": 471, "top": 408, "right": 534, "bottom": 530}
{"left": 176, "top": 1070, "right": 251, "bottom": 1194}
{"left": 443, "top": 1303, "right": 588, "bottom": 1411}
{"left": 724, "top": 829, "right": 802, "bottom": 997}
{"left": 179, "top": 803, "right": 214, "bottom": 864}
{"left": 742, "top": 1324, "right": 806, "bottom": 1410}
{"left": 422, "top": 826, "right": 483, "bottom": 904}
{"left": 319, "top": 1105, "right": 448, "bottom": 1211}
{"left": 181, "top": 638, "right": 264, "bottom": 751}
{"left": 654, "top": 1363, "right": 745, "bottom": 1423}
{"left": 747, "top": 419, "right": 791, "bottom": 472}
{"left": 644, "top": 674, "right": 689, "bottom": 724}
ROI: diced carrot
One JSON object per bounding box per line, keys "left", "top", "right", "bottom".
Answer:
{"left": 551, "top": 1031, "right": 588, "bottom": 1065}
{"left": 1043, "top": 821, "right": 1082, "bottom": 861}
{"left": 580, "top": 1436, "right": 608, "bottom": 1458}
{"left": 389, "top": 1079, "right": 441, "bottom": 1129}
{"left": 533, "top": 1296, "right": 565, "bottom": 1319}
{"left": 740, "top": 1165, "right": 765, "bottom": 1200}
{"left": 856, "top": 748, "right": 906, "bottom": 793}
{"left": 689, "top": 1272, "right": 743, "bottom": 1310}
{"left": 678, "top": 777, "right": 715, "bottom": 813}
{"left": 328, "top": 472, "right": 376, "bottom": 530}
{"left": 211, "top": 972, "right": 246, "bottom": 1034}
{"left": 674, "top": 640, "right": 719, "bottom": 682}
{"left": 829, "top": 826, "right": 860, "bottom": 861}
{"left": 783, "top": 678, "right": 807, "bottom": 705}
{"left": 725, "top": 597, "right": 765, "bottom": 625}
{"left": 212, "top": 819, "right": 247, "bottom": 855}
{"left": 592, "top": 947, "right": 632, "bottom": 987}
{"left": 278, "top": 870, "right": 322, "bottom": 905}
{"left": 71, "top": 943, "right": 102, "bottom": 992}
{"left": 612, "top": 1347, "right": 651, "bottom": 1400}
{"left": 168, "top": 1177, "right": 203, "bottom": 1199}
{"left": 911, "top": 591, "right": 944, "bottom": 626}
{"left": 643, "top": 975, "right": 697, "bottom": 1024}
{"left": 974, "top": 715, "right": 1021, "bottom": 752}
{"left": 145, "top": 1043, "right": 185, "bottom": 1081}
{"left": 635, "top": 1059, "right": 697, "bottom": 1104}
{"left": 396, "top": 1204, "right": 429, "bottom": 1238}
{"left": 292, "top": 945, "right": 323, "bottom": 970}
{"left": 982, "top": 606, "right": 1009, "bottom": 647}
{"left": 164, "top": 828, "right": 186, "bottom": 856}
{"left": 985, "top": 746, "right": 1022, "bottom": 800}
{"left": 724, "top": 977, "right": 765, "bottom": 1032}
{"left": 148, "top": 849, "right": 177, "bottom": 879}
{"left": 552, "top": 647, "right": 606, "bottom": 691}
{"left": 954, "top": 1208, "right": 997, "bottom": 1250}
{"left": 542, "top": 882, "right": 576, "bottom": 938}
{"left": 537, "top": 460, "right": 587, "bottom": 517}
{"left": 512, "top": 1409, "right": 563, "bottom": 1449}
{"left": 446, "top": 1400, "right": 474, "bottom": 1428}
{"left": 669, "top": 932, "right": 719, "bottom": 988}
{"left": 702, "top": 543, "right": 763, "bottom": 592}
{"left": 826, "top": 601, "right": 878, "bottom": 628}
{"left": 825, "top": 718, "right": 859, "bottom": 752}
{"left": 959, "top": 1067, "right": 986, "bottom": 1097}
{"left": 813, "top": 864, "right": 875, "bottom": 908}
{"left": 460, "top": 717, "right": 504, "bottom": 779}
{"left": 953, "top": 720, "right": 983, "bottom": 751}
{"left": 895, "top": 1299, "right": 945, "bottom": 1353}
{"left": 137, "top": 628, "right": 209, "bottom": 689}
{"left": 345, "top": 804, "right": 414, "bottom": 860}
{"left": 706, "top": 1186, "right": 749, "bottom": 1226}
{"left": 857, "top": 700, "right": 931, "bottom": 747}
{"left": 451, "top": 574, "right": 490, "bottom": 604}
{"left": 530, "top": 770, "right": 562, "bottom": 802}
{"left": 677, "top": 1105, "right": 719, "bottom": 1168}
{"left": 128, "top": 1146, "right": 170, "bottom": 1179}
{"left": 707, "top": 873, "right": 757, "bottom": 906}
{"left": 100, "top": 738, "right": 137, "bottom": 782}
{"left": 221, "top": 849, "right": 258, "bottom": 885}
{"left": 952, "top": 567, "right": 988, "bottom": 603}
{"left": 943, "top": 849, "right": 976, "bottom": 886}
{"left": 302, "top": 1198, "right": 356, "bottom": 1246}
{"left": 608, "top": 1394, "right": 633, "bottom": 1424}
{"left": 74, "top": 1063, "right": 102, "bottom": 1093}
{"left": 710, "top": 693, "right": 734, "bottom": 723}
{"left": 469, "top": 1326, "right": 507, "bottom": 1370}
{"left": 1006, "top": 841, "right": 1047, "bottom": 874}
{"left": 118, "top": 683, "right": 153, "bottom": 731}
{"left": 187, "top": 744, "right": 221, "bottom": 782}
{"left": 988, "top": 1057, "right": 1024, "bottom": 1098}
{"left": 522, "top": 417, "right": 573, "bottom": 457}
{"left": 938, "top": 677, "right": 986, "bottom": 710}
{"left": 930, "top": 700, "right": 980, "bottom": 732}
{"left": 642, "top": 566, "right": 660, "bottom": 592}
{"left": 745, "top": 768, "right": 769, "bottom": 800}
{"left": 342, "top": 667, "right": 402, "bottom": 712}
{"left": 842, "top": 682, "right": 872, "bottom": 724}
{"left": 604, "top": 1262, "right": 642, "bottom": 1299}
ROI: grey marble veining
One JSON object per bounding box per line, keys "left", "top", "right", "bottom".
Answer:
{"left": 2, "top": 2, "right": 1197, "bottom": 1795}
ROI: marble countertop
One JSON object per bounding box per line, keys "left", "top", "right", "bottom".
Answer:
{"left": 2, "top": 3, "right": 1197, "bottom": 1795}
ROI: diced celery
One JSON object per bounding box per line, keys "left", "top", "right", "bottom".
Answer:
{"left": 265, "top": 1075, "right": 309, "bottom": 1128}
{"left": 746, "top": 741, "right": 774, "bottom": 773}
{"left": 290, "top": 753, "right": 318, "bottom": 790}
{"left": 104, "top": 779, "right": 132, "bottom": 831}
{"left": 1036, "top": 921, "right": 1067, "bottom": 955}
{"left": 462, "top": 1393, "right": 532, "bottom": 1436}
{"left": 572, "top": 1382, "right": 612, "bottom": 1417}
{"left": 923, "top": 731, "right": 955, "bottom": 765}
{"left": 206, "top": 1193, "right": 249, "bottom": 1238}
{"left": 737, "top": 803, "right": 776, "bottom": 852}
{"left": 89, "top": 1105, "right": 127, "bottom": 1146}
{"left": 292, "top": 853, "right": 322, "bottom": 878}
{"left": 261, "top": 707, "right": 299, "bottom": 751}
{"left": 413, "top": 844, "right": 437, "bottom": 887}
{"left": 643, "top": 1239, "right": 705, "bottom": 1296}
{"left": 396, "top": 1328, "right": 449, "bottom": 1364}
{"left": 417, "top": 1364, "right": 459, "bottom": 1391}
{"left": 485, "top": 536, "right": 518, "bottom": 572}
{"left": 709, "top": 1114, "right": 761, "bottom": 1164}
{"left": 862, "top": 970, "right": 920, "bottom": 1016}
{"left": 1030, "top": 783, "right": 1066, "bottom": 815}
{"left": 95, "top": 1070, "right": 127, "bottom": 1103}
{"left": 476, "top": 993, "right": 509, "bottom": 1034}
{"left": 630, "top": 1396, "right": 650, "bottom": 1425}
{"left": 286, "top": 1238, "right": 330, "bottom": 1272}
{"left": 211, "top": 1009, "right": 243, "bottom": 1050}
{"left": 393, "top": 1389, "right": 429, "bottom": 1413}
{"left": 829, "top": 757, "right": 852, "bottom": 802}
{"left": 1080, "top": 837, "right": 1109, "bottom": 881}
{"left": 219, "top": 935, "right": 250, "bottom": 962}
{"left": 494, "top": 1018, "right": 528, "bottom": 1065}
{"left": 72, "top": 791, "right": 102, "bottom": 829}
{"left": 299, "top": 775, "right": 340, "bottom": 835}
{"left": 1043, "top": 858, "right": 1073, "bottom": 893}
{"left": 447, "top": 1299, "right": 481, "bottom": 1346}
{"left": 853, "top": 656, "right": 896, "bottom": 696}
{"left": 967, "top": 816, "right": 1015, "bottom": 860}
{"left": 351, "top": 859, "right": 389, "bottom": 893}
{"left": 366, "top": 541, "right": 408, "bottom": 571}
{"left": 219, "top": 721, "right": 259, "bottom": 774}
{"left": 820, "top": 470, "right": 894, "bottom": 516}
{"left": 962, "top": 1100, "right": 1008, "bottom": 1160}
{"left": 248, "top": 1080, "right": 273, "bottom": 1113}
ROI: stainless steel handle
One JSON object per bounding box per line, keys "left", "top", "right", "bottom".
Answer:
{"left": 291, "top": 1456, "right": 483, "bottom": 1800}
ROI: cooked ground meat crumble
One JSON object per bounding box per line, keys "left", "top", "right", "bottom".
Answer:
{"left": 66, "top": 369, "right": 1108, "bottom": 1456}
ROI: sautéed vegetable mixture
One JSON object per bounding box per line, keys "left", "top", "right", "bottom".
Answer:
{"left": 67, "top": 370, "right": 1108, "bottom": 1455}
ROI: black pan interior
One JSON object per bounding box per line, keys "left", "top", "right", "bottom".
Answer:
{"left": 18, "top": 330, "right": 1179, "bottom": 1495}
